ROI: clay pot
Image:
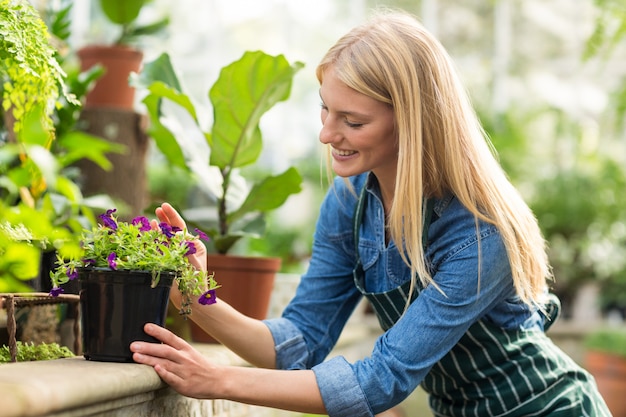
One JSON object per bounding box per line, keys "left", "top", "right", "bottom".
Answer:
{"left": 585, "top": 350, "right": 626, "bottom": 417}
{"left": 77, "top": 45, "right": 143, "bottom": 110}
{"left": 190, "top": 255, "right": 280, "bottom": 343}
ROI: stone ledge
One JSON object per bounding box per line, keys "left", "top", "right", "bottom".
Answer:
{"left": 0, "top": 317, "right": 376, "bottom": 417}
{"left": 0, "top": 344, "right": 260, "bottom": 417}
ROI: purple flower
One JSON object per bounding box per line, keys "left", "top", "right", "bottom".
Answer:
{"left": 184, "top": 241, "right": 197, "bottom": 255}
{"left": 132, "top": 216, "right": 151, "bottom": 232}
{"left": 66, "top": 268, "right": 78, "bottom": 281}
{"left": 172, "top": 226, "right": 182, "bottom": 233}
{"left": 198, "top": 289, "right": 217, "bottom": 305}
{"left": 98, "top": 209, "right": 118, "bottom": 230}
{"left": 107, "top": 252, "right": 117, "bottom": 270}
{"left": 194, "top": 228, "right": 209, "bottom": 241}
{"left": 50, "top": 287, "right": 64, "bottom": 297}
{"left": 159, "top": 222, "right": 175, "bottom": 238}
{"left": 84, "top": 258, "right": 96, "bottom": 266}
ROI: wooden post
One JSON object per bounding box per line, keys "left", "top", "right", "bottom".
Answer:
{"left": 5, "top": 295, "right": 17, "bottom": 363}
{"left": 76, "top": 108, "right": 149, "bottom": 218}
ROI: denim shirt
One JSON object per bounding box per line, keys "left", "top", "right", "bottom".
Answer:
{"left": 264, "top": 173, "right": 541, "bottom": 417}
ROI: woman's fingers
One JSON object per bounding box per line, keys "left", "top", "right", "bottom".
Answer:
{"left": 144, "top": 323, "right": 188, "bottom": 350}
{"left": 152, "top": 362, "right": 185, "bottom": 387}
{"left": 156, "top": 203, "right": 187, "bottom": 230}
{"left": 131, "top": 323, "right": 219, "bottom": 399}
{"left": 130, "top": 324, "right": 188, "bottom": 359}
{"left": 153, "top": 203, "right": 208, "bottom": 272}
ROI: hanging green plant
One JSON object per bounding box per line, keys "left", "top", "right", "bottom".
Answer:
{"left": 0, "top": 0, "right": 75, "bottom": 139}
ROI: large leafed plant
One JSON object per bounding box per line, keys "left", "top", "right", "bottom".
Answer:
{"left": 135, "top": 51, "right": 304, "bottom": 254}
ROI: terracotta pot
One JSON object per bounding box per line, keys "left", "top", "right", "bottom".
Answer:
{"left": 190, "top": 254, "right": 280, "bottom": 343}
{"left": 585, "top": 350, "right": 626, "bottom": 417}
{"left": 79, "top": 268, "right": 174, "bottom": 362}
{"left": 77, "top": 45, "right": 143, "bottom": 110}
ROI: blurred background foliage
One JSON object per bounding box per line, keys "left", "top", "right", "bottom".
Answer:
{"left": 2, "top": 0, "right": 626, "bottom": 320}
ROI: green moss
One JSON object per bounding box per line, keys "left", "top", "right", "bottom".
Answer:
{"left": 0, "top": 341, "right": 74, "bottom": 363}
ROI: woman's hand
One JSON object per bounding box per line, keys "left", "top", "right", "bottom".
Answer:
{"left": 131, "top": 324, "right": 221, "bottom": 399}
{"left": 152, "top": 203, "right": 208, "bottom": 272}
{"left": 132, "top": 324, "right": 325, "bottom": 414}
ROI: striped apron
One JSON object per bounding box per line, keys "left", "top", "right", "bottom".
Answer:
{"left": 351, "top": 188, "right": 612, "bottom": 416}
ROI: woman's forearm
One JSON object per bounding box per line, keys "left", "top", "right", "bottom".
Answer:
{"left": 219, "top": 366, "right": 326, "bottom": 414}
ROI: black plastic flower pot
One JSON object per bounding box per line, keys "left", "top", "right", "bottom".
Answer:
{"left": 78, "top": 268, "right": 174, "bottom": 362}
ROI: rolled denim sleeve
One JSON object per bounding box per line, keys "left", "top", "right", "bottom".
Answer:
{"left": 264, "top": 316, "right": 374, "bottom": 416}
{"left": 264, "top": 317, "right": 311, "bottom": 370}
{"left": 313, "top": 357, "right": 372, "bottom": 417}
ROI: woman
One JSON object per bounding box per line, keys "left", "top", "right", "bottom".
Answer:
{"left": 131, "top": 10, "right": 611, "bottom": 417}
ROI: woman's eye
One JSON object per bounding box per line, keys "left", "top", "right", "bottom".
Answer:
{"left": 345, "top": 120, "right": 363, "bottom": 128}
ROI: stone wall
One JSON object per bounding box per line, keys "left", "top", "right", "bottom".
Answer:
{"left": 0, "top": 345, "right": 279, "bottom": 417}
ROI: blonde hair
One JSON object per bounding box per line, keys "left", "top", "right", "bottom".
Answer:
{"left": 316, "top": 10, "right": 552, "bottom": 306}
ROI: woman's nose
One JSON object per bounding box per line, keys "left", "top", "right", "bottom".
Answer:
{"left": 319, "top": 120, "right": 340, "bottom": 144}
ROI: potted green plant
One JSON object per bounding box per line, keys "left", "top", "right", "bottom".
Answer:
{"left": 584, "top": 327, "right": 626, "bottom": 416}
{"left": 50, "top": 208, "right": 219, "bottom": 361}
{"left": 77, "top": 0, "right": 169, "bottom": 109}
{"left": 135, "top": 51, "right": 303, "bottom": 341}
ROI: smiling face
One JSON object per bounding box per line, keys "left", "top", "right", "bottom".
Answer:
{"left": 318, "top": 67, "right": 398, "bottom": 188}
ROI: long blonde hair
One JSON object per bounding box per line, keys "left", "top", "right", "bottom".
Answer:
{"left": 316, "top": 10, "right": 552, "bottom": 306}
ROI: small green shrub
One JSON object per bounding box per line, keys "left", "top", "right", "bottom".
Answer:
{"left": 0, "top": 341, "right": 74, "bottom": 363}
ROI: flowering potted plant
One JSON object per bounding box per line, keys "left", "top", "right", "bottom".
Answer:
{"left": 50, "top": 208, "right": 219, "bottom": 362}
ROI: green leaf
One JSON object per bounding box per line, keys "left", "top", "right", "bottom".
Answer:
{"left": 53, "top": 176, "right": 83, "bottom": 203}
{"left": 123, "top": 17, "right": 170, "bottom": 40}
{"left": 56, "top": 131, "right": 127, "bottom": 170}
{"left": 46, "top": 1, "right": 73, "bottom": 42}
{"left": 209, "top": 51, "right": 305, "bottom": 169}
{"left": 138, "top": 54, "right": 203, "bottom": 169}
{"left": 135, "top": 52, "right": 183, "bottom": 92}
{"left": 17, "top": 106, "right": 50, "bottom": 147}
{"left": 99, "top": 0, "right": 145, "bottom": 25}
{"left": 142, "top": 93, "right": 188, "bottom": 169}
{"left": 228, "top": 167, "right": 303, "bottom": 224}
{"left": 26, "top": 146, "right": 59, "bottom": 189}
{"left": 209, "top": 231, "right": 247, "bottom": 255}
{"left": 145, "top": 81, "right": 198, "bottom": 121}
{"left": 0, "top": 243, "right": 40, "bottom": 280}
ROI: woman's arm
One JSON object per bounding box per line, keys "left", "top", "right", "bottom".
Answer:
{"left": 170, "top": 286, "right": 277, "bottom": 369}
{"left": 155, "top": 203, "right": 277, "bottom": 368}
{"left": 131, "top": 324, "right": 326, "bottom": 415}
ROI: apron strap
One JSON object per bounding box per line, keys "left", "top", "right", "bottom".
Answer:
{"left": 352, "top": 184, "right": 434, "bottom": 330}
{"left": 353, "top": 185, "right": 434, "bottom": 248}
